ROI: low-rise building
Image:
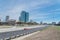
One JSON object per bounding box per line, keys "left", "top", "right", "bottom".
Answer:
{"left": 8, "top": 19, "right": 16, "bottom": 25}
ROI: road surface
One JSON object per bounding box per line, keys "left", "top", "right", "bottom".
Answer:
{"left": 0, "top": 25, "right": 48, "bottom": 40}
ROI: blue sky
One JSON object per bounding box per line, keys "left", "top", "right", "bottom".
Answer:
{"left": 0, "top": 0, "right": 60, "bottom": 23}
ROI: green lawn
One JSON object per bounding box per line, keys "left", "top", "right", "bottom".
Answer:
{"left": 55, "top": 26, "right": 60, "bottom": 30}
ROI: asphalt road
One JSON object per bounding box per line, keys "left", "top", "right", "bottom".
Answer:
{"left": 0, "top": 25, "right": 48, "bottom": 40}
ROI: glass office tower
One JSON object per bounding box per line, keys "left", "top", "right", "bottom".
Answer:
{"left": 6, "top": 16, "right": 9, "bottom": 22}
{"left": 19, "top": 11, "right": 29, "bottom": 23}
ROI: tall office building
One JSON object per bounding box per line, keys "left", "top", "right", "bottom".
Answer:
{"left": 0, "top": 19, "right": 1, "bottom": 22}
{"left": 52, "top": 22, "right": 56, "bottom": 25}
{"left": 5, "top": 16, "right": 9, "bottom": 22}
{"left": 19, "top": 11, "right": 29, "bottom": 23}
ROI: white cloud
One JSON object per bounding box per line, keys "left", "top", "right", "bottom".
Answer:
{"left": 25, "top": 0, "right": 55, "bottom": 12}
{"left": 29, "top": 13, "right": 50, "bottom": 20}
{"left": 49, "top": 8, "right": 60, "bottom": 12}
{"left": 1, "top": 0, "right": 59, "bottom": 22}
{"left": 3, "top": 0, "right": 54, "bottom": 14}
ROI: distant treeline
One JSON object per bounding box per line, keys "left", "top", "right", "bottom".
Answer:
{"left": 55, "top": 24, "right": 60, "bottom": 26}
{"left": 0, "top": 22, "right": 39, "bottom": 26}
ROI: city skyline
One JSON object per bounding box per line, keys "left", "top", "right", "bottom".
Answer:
{"left": 0, "top": 0, "right": 60, "bottom": 23}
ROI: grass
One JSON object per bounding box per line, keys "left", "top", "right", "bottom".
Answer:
{"left": 55, "top": 26, "right": 60, "bottom": 30}
{"left": 40, "top": 25, "right": 60, "bottom": 31}
{"left": 40, "top": 27, "right": 50, "bottom": 31}
{"left": 0, "top": 26, "right": 12, "bottom": 28}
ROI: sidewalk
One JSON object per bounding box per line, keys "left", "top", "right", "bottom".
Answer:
{"left": 12, "top": 31, "right": 40, "bottom": 40}
{"left": 22, "top": 27, "right": 60, "bottom": 40}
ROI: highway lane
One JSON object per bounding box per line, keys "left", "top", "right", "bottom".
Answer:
{"left": 0, "top": 25, "right": 48, "bottom": 40}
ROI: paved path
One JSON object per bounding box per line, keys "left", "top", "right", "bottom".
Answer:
{"left": 0, "top": 25, "right": 45, "bottom": 33}
{"left": 12, "top": 31, "right": 40, "bottom": 40}
{"left": 0, "top": 25, "right": 48, "bottom": 40}
{"left": 22, "top": 27, "right": 60, "bottom": 40}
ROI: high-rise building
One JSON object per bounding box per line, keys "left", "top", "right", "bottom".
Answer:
{"left": 40, "top": 21, "right": 43, "bottom": 25}
{"left": 52, "top": 22, "right": 56, "bottom": 25}
{"left": 5, "top": 16, "right": 9, "bottom": 22}
{"left": 0, "top": 19, "right": 1, "bottom": 22}
{"left": 19, "top": 11, "right": 29, "bottom": 23}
